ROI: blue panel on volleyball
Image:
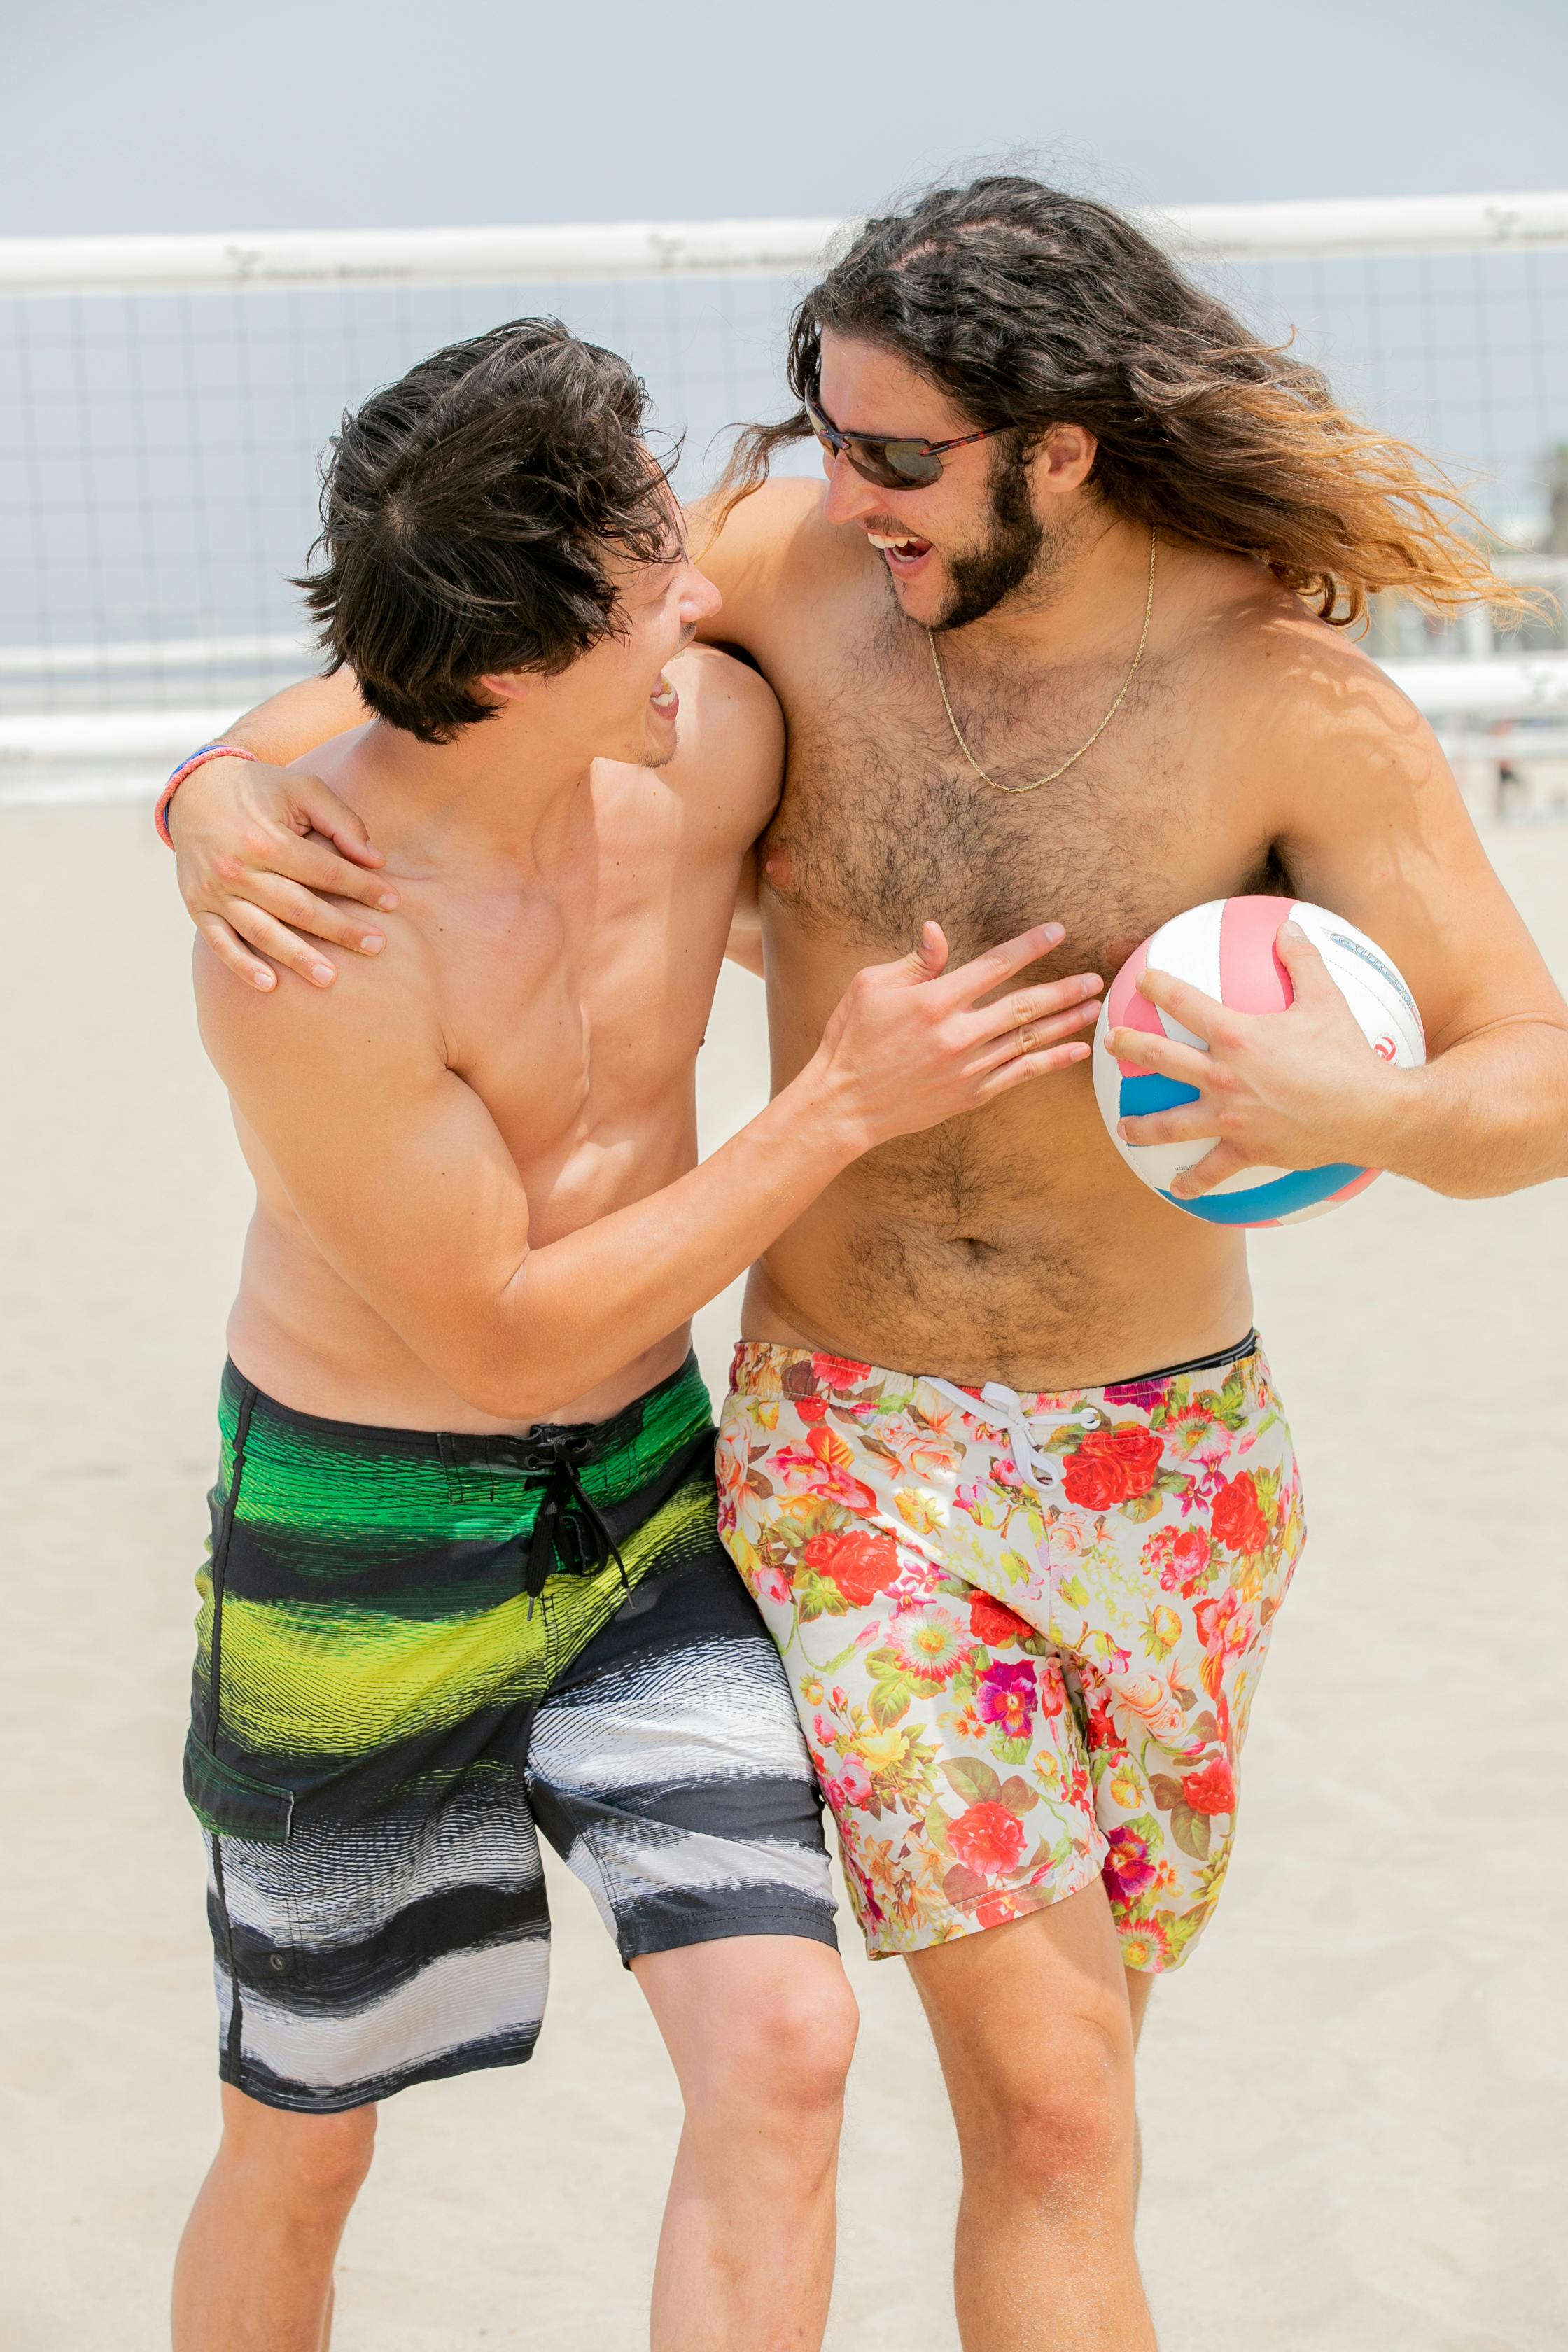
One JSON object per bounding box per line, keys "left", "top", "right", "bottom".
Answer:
{"left": 1118, "top": 1074, "right": 1202, "bottom": 1117}
{"left": 1162, "top": 1164, "right": 1366, "bottom": 1224}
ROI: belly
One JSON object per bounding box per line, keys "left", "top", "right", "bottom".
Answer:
{"left": 750, "top": 932, "right": 1253, "bottom": 1389}
{"left": 227, "top": 1111, "right": 701, "bottom": 1433}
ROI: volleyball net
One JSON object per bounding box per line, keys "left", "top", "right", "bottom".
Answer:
{"left": 2, "top": 192, "right": 1567, "bottom": 811}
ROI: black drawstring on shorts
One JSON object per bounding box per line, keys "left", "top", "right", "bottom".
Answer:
{"left": 522, "top": 1430, "right": 628, "bottom": 1610}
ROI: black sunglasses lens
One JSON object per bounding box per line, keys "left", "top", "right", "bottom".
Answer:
{"left": 808, "top": 395, "right": 944, "bottom": 490}
{"left": 880, "top": 441, "right": 944, "bottom": 488}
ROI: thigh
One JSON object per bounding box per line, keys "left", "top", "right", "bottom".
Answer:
{"left": 718, "top": 1389, "right": 1103, "bottom": 1959}
{"left": 1061, "top": 1354, "right": 1306, "bottom": 1975}
{"left": 525, "top": 1550, "right": 839, "bottom": 1964}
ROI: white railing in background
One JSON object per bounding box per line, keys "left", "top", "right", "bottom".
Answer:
{"left": 4, "top": 188, "right": 1568, "bottom": 298}
{"left": 2, "top": 190, "right": 1565, "bottom": 813}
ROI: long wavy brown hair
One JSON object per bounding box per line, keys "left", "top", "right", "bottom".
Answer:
{"left": 720, "top": 176, "right": 1536, "bottom": 629}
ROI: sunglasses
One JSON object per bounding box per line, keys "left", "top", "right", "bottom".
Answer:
{"left": 804, "top": 389, "right": 1004, "bottom": 490}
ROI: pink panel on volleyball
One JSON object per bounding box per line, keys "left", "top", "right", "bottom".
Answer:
{"left": 1219, "top": 893, "right": 1295, "bottom": 1016}
{"left": 1106, "top": 940, "right": 1165, "bottom": 1075}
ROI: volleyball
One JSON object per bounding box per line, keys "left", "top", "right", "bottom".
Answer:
{"left": 1093, "top": 895, "right": 1427, "bottom": 1226}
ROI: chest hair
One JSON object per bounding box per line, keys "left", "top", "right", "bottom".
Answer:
{"left": 764, "top": 617, "right": 1237, "bottom": 977}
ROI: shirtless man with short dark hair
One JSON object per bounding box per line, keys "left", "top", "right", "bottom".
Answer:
{"left": 167, "top": 181, "right": 1568, "bottom": 2351}
{"left": 166, "top": 312, "right": 1100, "bottom": 2352}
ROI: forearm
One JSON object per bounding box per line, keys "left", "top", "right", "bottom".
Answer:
{"left": 1372, "top": 1019, "right": 1568, "bottom": 1197}
{"left": 223, "top": 670, "right": 368, "bottom": 766}
{"left": 466, "top": 1060, "right": 860, "bottom": 1416}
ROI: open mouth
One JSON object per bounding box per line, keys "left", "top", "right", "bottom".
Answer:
{"left": 866, "top": 528, "right": 934, "bottom": 578}
{"left": 650, "top": 672, "right": 679, "bottom": 720}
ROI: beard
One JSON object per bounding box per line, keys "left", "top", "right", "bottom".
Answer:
{"left": 932, "top": 438, "right": 1051, "bottom": 632}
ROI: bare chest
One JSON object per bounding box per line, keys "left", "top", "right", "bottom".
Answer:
{"left": 424, "top": 816, "right": 741, "bottom": 1188}
{"left": 762, "top": 644, "right": 1278, "bottom": 980}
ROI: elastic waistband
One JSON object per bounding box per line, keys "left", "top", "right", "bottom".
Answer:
{"left": 727, "top": 1334, "right": 1262, "bottom": 1420}
{"left": 218, "top": 1351, "right": 715, "bottom": 1527}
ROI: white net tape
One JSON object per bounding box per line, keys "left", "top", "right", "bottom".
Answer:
{"left": 1, "top": 195, "right": 1565, "bottom": 811}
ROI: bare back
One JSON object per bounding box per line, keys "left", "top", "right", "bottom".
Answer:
{"left": 216, "top": 646, "right": 778, "bottom": 1429}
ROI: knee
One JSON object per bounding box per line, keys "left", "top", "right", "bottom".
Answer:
{"left": 219, "top": 2093, "right": 377, "bottom": 2222}
{"left": 701, "top": 1973, "right": 860, "bottom": 2141}
{"left": 966, "top": 2016, "right": 1135, "bottom": 2200}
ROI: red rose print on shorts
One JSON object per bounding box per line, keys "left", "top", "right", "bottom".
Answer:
{"left": 948, "top": 1800, "right": 1027, "bottom": 1879}
{"left": 1181, "top": 1757, "right": 1236, "bottom": 1816}
{"left": 1210, "top": 1469, "right": 1270, "bottom": 1555}
{"left": 1061, "top": 1424, "right": 1165, "bottom": 1508}
{"left": 969, "top": 1589, "right": 1035, "bottom": 1648}
{"left": 721, "top": 1335, "right": 1299, "bottom": 1971}
{"left": 803, "top": 1528, "right": 898, "bottom": 1609}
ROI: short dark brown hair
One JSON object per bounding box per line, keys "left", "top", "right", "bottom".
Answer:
{"left": 298, "top": 318, "right": 677, "bottom": 741}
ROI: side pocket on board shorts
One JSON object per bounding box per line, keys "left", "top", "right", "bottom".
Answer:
{"left": 183, "top": 1726, "right": 294, "bottom": 1844}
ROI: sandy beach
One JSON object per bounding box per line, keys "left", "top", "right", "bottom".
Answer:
{"left": 2, "top": 796, "right": 1564, "bottom": 2350}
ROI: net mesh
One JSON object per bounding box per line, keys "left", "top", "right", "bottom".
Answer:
{"left": 2, "top": 241, "right": 1566, "bottom": 731}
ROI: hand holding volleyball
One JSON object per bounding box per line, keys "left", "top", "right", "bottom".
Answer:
{"left": 1095, "top": 896, "right": 1427, "bottom": 1226}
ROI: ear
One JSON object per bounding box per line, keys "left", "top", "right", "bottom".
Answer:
{"left": 1032, "top": 422, "right": 1098, "bottom": 500}
{"left": 476, "top": 669, "right": 533, "bottom": 709}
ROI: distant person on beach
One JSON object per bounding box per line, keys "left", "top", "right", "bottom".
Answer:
{"left": 166, "top": 179, "right": 1568, "bottom": 2351}
{"left": 167, "top": 319, "right": 1096, "bottom": 2351}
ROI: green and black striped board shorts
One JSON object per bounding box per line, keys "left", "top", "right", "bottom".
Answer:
{"left": 186, "top": 1352, "right": 835, "bottom": 2113}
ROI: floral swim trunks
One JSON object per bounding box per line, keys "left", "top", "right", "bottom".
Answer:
{"left": 717, "top": 1333, "right": 1305, "bottom": 1973}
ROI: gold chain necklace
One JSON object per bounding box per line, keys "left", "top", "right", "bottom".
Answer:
{"left": 928, "top": 524, "right": 1158, "bottom": 795}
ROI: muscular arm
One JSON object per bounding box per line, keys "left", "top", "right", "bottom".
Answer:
{"left": 223, "top": 668, "right": 369, "bottom": 764}
{"left": 1275, "top": 667, "right": 1568, "bottom": 1195}
{"left": 197, "top": 913, "right": 1094, "bottom": 1420}
{"left": 1116, "top": 641, "right": 1568, "bottom": 1200}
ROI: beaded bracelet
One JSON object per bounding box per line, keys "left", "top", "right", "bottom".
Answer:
{"left": 155, "top": 742, "right": 258, "bottom": 848}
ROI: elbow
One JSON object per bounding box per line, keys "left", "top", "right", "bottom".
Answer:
{"left": 451, "top": 1371, "right": 559, "bottom": 1424}
{"left": 444, "top": 1345, "right": 575, "bottom": 1427}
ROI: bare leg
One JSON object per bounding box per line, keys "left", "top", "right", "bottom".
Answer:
{"left": 907, "top": 1882, "right": 1157, "bottom": 2352}
{"left": 1124, "top": 1967, "right": 1154, "bottom": 2206}
{"left": 635, "top": 1935, "right": 858, "bottom": 2352}
{"left": 172, "top": 2085, "right": 375, "bottom": 2351}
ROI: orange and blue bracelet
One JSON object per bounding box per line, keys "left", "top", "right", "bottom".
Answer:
{"left": 155, "top": 742, "right": 257, "bottom": 848}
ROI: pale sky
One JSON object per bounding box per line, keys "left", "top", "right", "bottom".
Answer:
{"left": 6, "top": 0, "right": 1568, "bottom": 237}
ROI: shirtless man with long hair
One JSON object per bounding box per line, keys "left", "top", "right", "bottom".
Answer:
{"left": 165, "top": 178, "right": 1568, "bottom": 2349}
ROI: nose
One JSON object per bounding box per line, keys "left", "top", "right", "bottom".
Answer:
{"left": 821, "top": 447, "right": 886, "bottom": 527}
{"left": 681, "top": 562, "right": 724, "bottom": 627}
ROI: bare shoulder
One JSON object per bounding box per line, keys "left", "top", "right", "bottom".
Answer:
{"left": 194, "top": 909, "right": 447, "bottom": 1094}
{"left": 1179, "top": 554, "right": 1450, "bottom": 819}
{"left": 688, "top": 473, "right": 825, "bottom": 572}
{"left": 662, "top": 643, "right": 786, "bottom": 841}
{"left": 689, "top": 474, "right": 858, "bottom": 635}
